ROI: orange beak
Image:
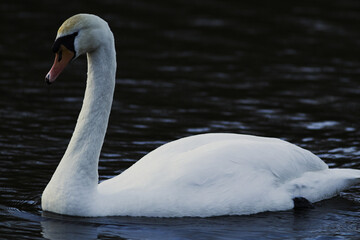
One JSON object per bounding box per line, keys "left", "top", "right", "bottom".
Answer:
{"left": 45, "top": 45, "right": 74, "bottom": 84}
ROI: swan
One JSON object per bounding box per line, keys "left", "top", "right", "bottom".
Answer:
{"left": 42, "top": 13, "right": 360, "bottom": 217}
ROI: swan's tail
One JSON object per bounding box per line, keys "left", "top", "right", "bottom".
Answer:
{"left": 286, "top": 168, "right": 360, "bottom": 203}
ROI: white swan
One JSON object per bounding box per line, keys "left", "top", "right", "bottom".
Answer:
{"left": 42, "top": 14, "right": 360, "bottom": 217}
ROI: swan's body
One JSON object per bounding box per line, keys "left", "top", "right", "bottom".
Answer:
{"left": 42, "top": 14, "right": 360, "bottom": 217}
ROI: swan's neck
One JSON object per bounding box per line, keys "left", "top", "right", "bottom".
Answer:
{"left": 48, "top": 39, "right": 116, "bottom": 192}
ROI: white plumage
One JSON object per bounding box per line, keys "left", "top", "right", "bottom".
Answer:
{"left": 42, "top": 14, "right": 360, "bottom": 217}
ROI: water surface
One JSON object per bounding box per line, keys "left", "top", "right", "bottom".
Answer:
{"left": 1, "top": 0, "right": 360, "bottom": 239}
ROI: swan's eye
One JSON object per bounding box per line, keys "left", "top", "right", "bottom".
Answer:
{"left": 52, "top": 32, "right": 79, "bottom": 55}
{"left": 58, "top": 50, "right": 63, "bottom": 62}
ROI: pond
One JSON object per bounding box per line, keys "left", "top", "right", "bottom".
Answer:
{"left": 1, "top": 0, "right": 360, "bottom": 239}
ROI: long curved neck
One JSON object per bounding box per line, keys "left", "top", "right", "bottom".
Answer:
{"left": 50, "top": 38, "right": 116, "bottom": 191}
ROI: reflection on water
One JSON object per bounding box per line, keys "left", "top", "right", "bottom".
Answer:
{"left": 41, "top": 217, "right": 98, "bottom": 240}
{"left": 1, "top": 0, "right": 360, "bottom": 239}
{"left": 2, "top": 197, "right": 360, "bottom": 240}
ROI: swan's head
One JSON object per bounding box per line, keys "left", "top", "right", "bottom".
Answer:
{"left": 45, "top": 14, "right": 112, "bottom": 84}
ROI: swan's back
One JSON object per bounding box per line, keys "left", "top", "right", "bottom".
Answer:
{"left": 97, "top": 133, "right": 332, "bottom": 217}
{"left": 100, "top": 133, "right": 327, "bottom": 188}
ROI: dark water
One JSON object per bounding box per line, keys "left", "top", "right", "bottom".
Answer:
{"left": 1, "top": 0, "right": 360, "bottom": 239}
